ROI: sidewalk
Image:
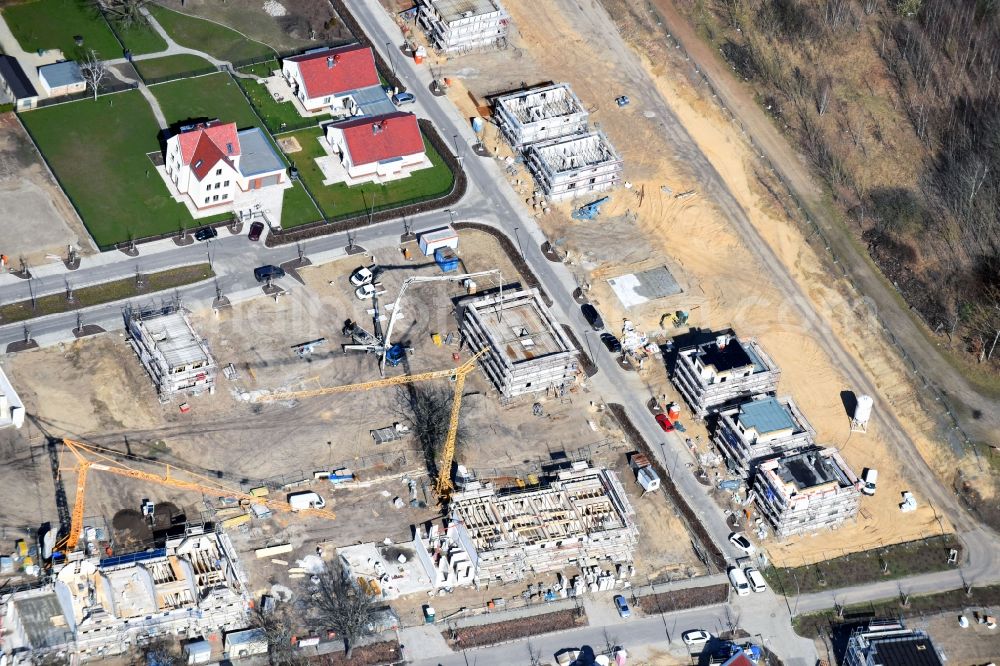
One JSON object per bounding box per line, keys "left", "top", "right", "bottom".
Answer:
{"left": 0, "top": 14, "right": 66, "bottom": 95}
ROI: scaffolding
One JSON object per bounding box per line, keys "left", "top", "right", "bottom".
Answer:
{"left": 123, "top": 304, "right": 216, "bottom": 397}
{"left": 493, "top": 83, "right": 589, "bottom": 148}
{"left": 416, "top": 0, "right": 510, "bottom": 55}
{"left": 524, "top": 132, "right": 623, "bottom": 201}
{"left": 713, "top": 395, "right": 815, "bottom": 478}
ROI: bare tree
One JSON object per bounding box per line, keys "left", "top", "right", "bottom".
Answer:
{"left": 99, "top": 0, "right": 151, "bottom": 30}
{"left": 863, "top": 0, "right": 879, "bottom": 15}
{"left": 824, "top": 0, "right": 849, "bottom": 29}
{"left": 815, "top": 74, "right": 833, "bottom": 115}
{"left": 395, "top": 384, "right": 469, "bottom": 480}
{"left": 252, "top": 604, "right": 306, "bottom": 666}
{"left": 304, "top": 560, "right": 377, "bottom": 659}
{"left": 79, "top": 50, "right": 108, "bottom": 101}
{"left": 135, "top": 636, "right": 186, "bottom": 665}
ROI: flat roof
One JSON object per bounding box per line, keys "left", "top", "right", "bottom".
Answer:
{"left": 737, "top": 397, "right": 796, "bottom": 434}
{"left": 466, "top": 289, "right": 571, "bottom": 363}
{"left": 700, "top": 338, "right": 753, "bottom": 372}
{"left": 12, "top": 593, "right": 71, "bottom": 649}
{"left": 871, "top": 635, "right": 943, "bottom": 666}
{"left": 38, "top": 60, "right": 84, "bottom": 88}
{"left": 432, "top": 0, "right": 504, "bottom": 21}
{"left": 0, "top": 55, "right": 38, "bottom": 99}
{"left": 775, "top": 448, "right": 852, "bottom": 491}
{"left": 350, "top": 84, "right": 397, "bottom": 116}
{"left": 138, "top": 311, "right": 210, "bottom": 369}
{"left": 236, "top": 127, "right": 285, "bottom": 177}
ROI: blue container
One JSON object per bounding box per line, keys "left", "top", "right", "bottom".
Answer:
{"left": 434, "top": 247, "right": 459, "bottom": 272}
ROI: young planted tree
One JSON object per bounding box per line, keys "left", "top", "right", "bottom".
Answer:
{"left": 79, "top": 50, "right": 108, "bottom": 101}
{"left": 305, "top": 561, "right": 377, "bottom": 659}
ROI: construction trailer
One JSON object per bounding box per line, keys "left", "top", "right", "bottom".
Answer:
{"left": 524, "top": 131, "right": 623, "bottom": 201}
{"left": 416, "top": 0, "right": 510, "bottom": 55}
{"left": 124, "top": 305, "right": 216, "bottom": 397}
{"left": 0, "top": 529, "right": 250, "bottom": 663}
{"left": 0, "top": 364, "right": 24, "bottom": 429}
{"left": 844, "top": 620, "right": 945, "bottom": 666}
{"left": 713, "top": 395, "right": 815, "bottom": 478}
{"left": 458, "top": 288, "right": 579, "bottom": 398}
{"left": 671, "top": 329, "right": 781, "bottom": 419}
{"left": 493, "top": 83, "right": 589, "bottom": 149}
{"left": 448, "top": 463, "right": 638, "bottom": 585}
{"left": 753, "top": 446, "right": 861, "bottom": 538}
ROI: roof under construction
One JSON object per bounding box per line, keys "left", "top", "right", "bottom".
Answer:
{"left": 464, "top": 289, "right": 571, "bottom": 363}
{"left": 494, "top": 83, "right": 586, "bottom": 125}
{"left": 134, "top": 311, "right": 210, "bottom": 370}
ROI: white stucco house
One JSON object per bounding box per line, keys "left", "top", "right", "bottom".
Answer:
{"left": 320, "top": 112, "right": 432, "bottom": 186}
{"left": 281, "top": 44, "right": 382, "bottom": 115}
{"left": 160, "top": 120, "right": 292, "bottom": 224}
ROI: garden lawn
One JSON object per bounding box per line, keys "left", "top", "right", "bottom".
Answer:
{"left": 280, "top": 181, "right": 322, "bottom": 229}
{"left": 283, "top": 127, "right": 455, "bottom": 221}
{"left": 237, "top": 77, "right": 329, "bottom": 134}
{"left": 147, "top": 4, "right": 274, "bottom": 63}
{"left": 134, "top": 54, "right": 215, "bottom": 82}
{"left": 20, "top": 91, "right": 227, "bottom": 247}
{"left": 2, "top": 0, "right": 165, "bottom": 57}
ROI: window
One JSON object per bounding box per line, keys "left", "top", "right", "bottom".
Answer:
{"left": 213, "top": 194, "right": 219, "bottom": 202}
{"left": 224, "top": 180, "right": 230, "bottom": 187}
{"left": 222, "top": 194, "right": 228, "bottom": 200}
{"left": 215, "top": 182, "right": 221, "bottom": 190}
{"left": 215, "top": 168, "right": 222, "bottom": 176}
{"left": 204, "top": 197, "right": 210, "bottom": 204}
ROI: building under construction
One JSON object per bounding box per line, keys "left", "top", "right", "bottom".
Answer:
{"left": 753, "top": 446, "right": 861, "bottom": 538}
{"left": 1, "top": 529, "right": 249, "bottom": 663}
{"left": 459, "top": 288, "right": 580, "bottom": 398}
{"left": 714, "top": 395, "right": 815, "bottom": 478}
{"left": 448, "top": 463, "right": 638, "bottom": 585}
{"left": 524, "top": 131, "right": 623, "bottom": 201}
{"left": 124, "top": 305, "right": 216, "bottom": 397}
{"left": 493, "top": 83, "right": 589, "bottom": 149}
{"left": 416, "top": 0, "right": 510, "bottom": 54}
{"left": 671, "top": 329, "right": 781, "bottom": 418}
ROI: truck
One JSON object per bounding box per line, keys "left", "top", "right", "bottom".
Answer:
{"left": 287, "top": 491, "right": 326, "bottom": 511}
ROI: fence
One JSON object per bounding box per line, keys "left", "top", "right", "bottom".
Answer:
{"left": 32, "top": 79, "right": 137, "bottom": 109}
{"left": 649, "top": 20, "right": 980, "bottom": 466}
{"left": 139, "top": 64, "right": 221, "bottom": 87}
{"left": 234, "top": 446, "right": 421, "bottom": 493}
{"left": 464, "top": 439, "right": 621, "bottom": 481}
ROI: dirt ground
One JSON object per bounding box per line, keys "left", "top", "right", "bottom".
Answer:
{"left": 0, "top": 230, "right": 701, "bottom": 597}
{"left": 389, "top": 0, "right": 968, "bottom": 565}
{"left": 0, "top": 114, "right": 94, "bottom": 263}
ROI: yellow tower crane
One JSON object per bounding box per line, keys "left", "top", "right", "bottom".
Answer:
{"left": 55, "top": 438, "right": 336, "bottom": 554}
{"left": 254, "top": 348, "right": 487, "bottom": 500}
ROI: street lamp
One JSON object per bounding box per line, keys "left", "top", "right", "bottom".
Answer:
{"left": 447, "top": 209, "right": 456, "bottom": 226}
{"left": 385, "top": 41, "right": 396, "bottom": 79}
{"left": 452, "top": 134, "right": 463, "bottom": 162}
{"left": 512, "top": 226, "right": 525, "bottom": 259}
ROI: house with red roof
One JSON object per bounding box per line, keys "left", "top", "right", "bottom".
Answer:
{"left": 281, "top": 44, "right": 382, "bottom": 114}
{"left": 162, "top": 120, "right": 290, "bottom": 220}
{"left": 321, "top": 112, "right": 431, "bottom": 186}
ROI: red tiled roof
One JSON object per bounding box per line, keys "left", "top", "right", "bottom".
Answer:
{"left": 336, "top": 112, "right": 424, "bottom": 166}
{"left": 287, "top": 45, "right": 379, "bottom": 99}
{"left": 722, "top": 654, "right": 755, "bottom": 666}
{"left": 175, "top": 121, "right": 240, "bottom": 181}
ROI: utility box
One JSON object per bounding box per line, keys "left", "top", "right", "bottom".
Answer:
{"left": 418, "top": 225, "right": 458, "bottom": 256}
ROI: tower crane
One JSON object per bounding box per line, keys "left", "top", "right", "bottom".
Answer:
{"left": 254, "top": 349, "right": 487, "bottom": 500}
{"left": 54, "top": 438, "right": 336, "bottom": 555}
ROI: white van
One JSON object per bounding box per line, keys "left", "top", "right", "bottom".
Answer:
{"left": 745, "top": 567, "right": 767, "bottom": 593}
{"left": 861, "top": 469, "right": 878, "bottom": 496}
{"left": 287, "top": 491, "right": 326, "bottom": 511}
{"left": 728, "top": 566, "right": 751, "bottom": 596}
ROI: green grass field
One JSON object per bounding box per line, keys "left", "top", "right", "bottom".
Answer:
{"left": 133, "top": 54, "right": 214, "bottom": 82}
{"left": 20, "top": 91, "right": 229, "bottom": 247}
{"left": 2, "top": 0, "right": 165, "bottom": 58}
{"left": 147, "top": 4, "right": 275, "bottom": 63}
{"left": 282, "top": 127, "right": 455, "bottom": 221}
{"left": 151, "top": 73, "right": 320, "bottom": 228}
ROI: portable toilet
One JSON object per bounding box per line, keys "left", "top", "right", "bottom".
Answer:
{"left": 434, "top": 247, "right": 459, "bottom": 272}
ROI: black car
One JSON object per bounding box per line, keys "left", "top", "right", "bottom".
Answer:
{"left": 194, "top": 226, "right": 218, "bottom": 241}
{"left": 581, "top": 303, "right": 604, "bottom": 331}
{"left": 254, "top": 265, "right": 285, "bottom": 283}
{"left": 248, "top": 221, "right": 265, "bottom": 242}
{"left": 600, "top": 333, "right": 622, "bottom": 353}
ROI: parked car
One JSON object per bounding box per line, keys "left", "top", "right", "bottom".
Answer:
{"left": 580, "top": 303, "right": 604, "bottom": 330}
{"left": 392, "top": 92, "right": 416, "bottom": 106}
{"left": 745, "top": 567, "right": 767, "bottom": 593}
{"left": 727, "top": 566, "right": 751, "bottom": 597}
{"left": 355, "top": 283, "right": 386, "bottom": 300}
{"left": 861, "top": 468, "right": 878, "bottom": 496}
{"left": 254, "top": 265, "right": 285, "bottom": 283}
{"left": 350, "top": 266, "right": 374, "bottom": 287}
{"left": 600, "top": 333, "right": 622, "bottom": 353}
{"left": 682, "top": 629, "right": 711, "bottom": 646}
{"left": 729, "top": 532, "right": 755, "bottom": 555}
{"left": 194, "top": 226, "right": 218, "bottom": 241}
{"left": 655, "top": 413, "right": 674, "bottom": 432}
{"left": 613, "top": 594, "right": 630, "bottom": 619}
{"left": 248, "top": 221, "right": 265, "bottom": 242}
